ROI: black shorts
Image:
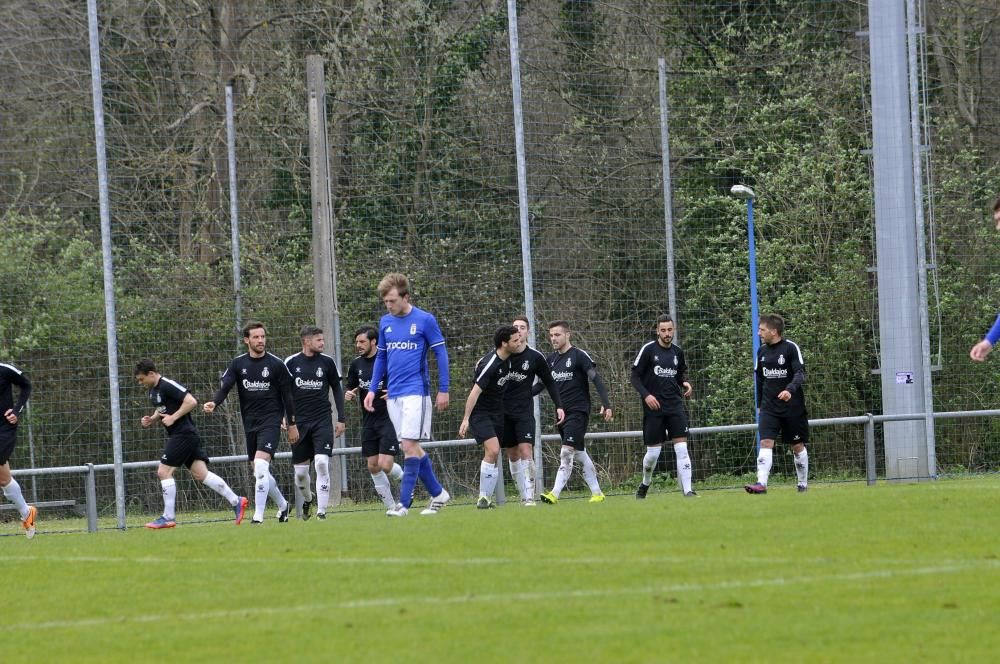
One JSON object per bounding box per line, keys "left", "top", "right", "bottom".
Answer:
{"left": 291, "top": 420, "right": 334, "bottom": 464}
{"left": 469, "top": 410, "right": 503, "bottom": 445}
{"left": 758, "top": 410, "right": 809, "bottom": 446}
{"left": 0, "top": 427, "right": 16, "bottom": 465}
{"left": 361, "top": 416, "right": 400, "bottom": 458}
{"left": 161, "top": 432, "right": 210, "bottom": 469}
{"left": 501, "top": 413, "right": 535, "bottom": 448}
{"left": 558, "top": 411, "right": 589, "bottom": 451}
{"left": 246, "top": 424, "right": 281, "bottom": 460}
{"left": 642, "top": 407, "right": 689, "bottom": 446}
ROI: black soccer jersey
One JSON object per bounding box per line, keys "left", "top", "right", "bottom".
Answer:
{"left": 212, "top": 352, "right": 296, "bottom": 431}
{"left": 503, "top": 347, "right": 562, "bottom": 416}
{"left": 0, "top": 363, "right": 31, "bottom": 430}
{"left": 630, "top": 341, "right": 688, "bottom": 410}
{"left": 544, "top": 347, "right": 610, "bottom": 414}
{"left": 148, "top": 376, "right": 198, "bottom": 436}
{"left": 471, "top": 351, "right": 509, "bottom": 416}
{"left": 755, "top": 338, "right": 807, "bottom": 416}
{"left": 284, "top": 352, "right": 345, "bottom": 425}
{"left": 345, "top": 354, "right": 389, "bottom": 427}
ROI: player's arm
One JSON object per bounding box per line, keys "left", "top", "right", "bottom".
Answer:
{"left": 677, "top": 349, "right": 693, "bottom": 397}
{"left": 587, "top": 366, "right": 613, "bottom": 420}
{"left": 785, "top": 345, "right": 806, "bottom": 393}
{"left": 163, "top": 392, "right": 197, "bottom": 427}
{"left": 754, "top": 352, "right": 764, "bottom": 407}
{"left": 431, "top": 340, "right": 450, "bottom": 410}
{"left": 205, "top": 362, "right": 236, "bottom": 413}
{"left": 344, "top": 363, "right": 360, "bottom": 402}
{"left": 2, "top": 366, "right": 31, "bottom": 425}
{"left": 458, "top": 384, "right": 483, "bottom": 438}
{"left": 536, "top": 358, "right": 564, "bottom": 411}
{"left": 971, "top": 314, "right": 1000, "bottom": 361}
{"left": 365, "top": 347, "right": 387, "bottom": 412}
{"left": 276, "top": 361, "right": 299, "bottom": 443}
{"left": 329, "top": 361, "right": 347, "bottom": 436}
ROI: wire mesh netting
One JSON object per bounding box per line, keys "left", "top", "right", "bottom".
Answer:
{"left": 2, "top": 0, "right": 999, "bottom": 533}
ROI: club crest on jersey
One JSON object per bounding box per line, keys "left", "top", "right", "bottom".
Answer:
{"left": 317, "top": 367, "right": 324, "bottom": 378}
{"left": 262, "top": 367, "right": 270, "bottom": 378}
{"left": 778, "top": 355, "right": 785, "bottom": 366}
{"left": 565, "top": 358, "right": 572, "bottom": 368}
{"left": 155, "top": 394, "right": 162, "bottom": 404}
{"left": 673, "top": 356, "right": 678, "bottom": 366}
{"left": 522, "top": 360, "right": 530, "bottom": 370}
{"left": 409, "top": 323, "right": 417, "bottom": 335}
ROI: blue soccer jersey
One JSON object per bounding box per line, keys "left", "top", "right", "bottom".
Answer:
{"left": 370, "top": 306, "right": 450, "bottom": 398}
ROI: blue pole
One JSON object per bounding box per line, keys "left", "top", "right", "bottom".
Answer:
{"left": 747, "top": 197, "right": 761, "bottom": 449}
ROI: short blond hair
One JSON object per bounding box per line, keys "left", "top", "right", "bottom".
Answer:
{"left": 377, "top": 273, "right": 410, "bottom": 299}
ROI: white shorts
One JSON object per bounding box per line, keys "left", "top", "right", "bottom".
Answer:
{"left": 387, "top": 395, "right": 433, "bottom": 442}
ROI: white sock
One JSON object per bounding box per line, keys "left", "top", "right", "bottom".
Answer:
{"left": 479, "top": 460, "right": 499, "bottom": 499}
{"left": 202, "top": 471, "right": 238, "bottom": 505}
{"left": 315, "top": 455, "right": 331, "bottom": 512}
{"left": 524, "top": 458, "right": 536, "bottom": 500}
{"left": 509, "top": 458, "right": 526, "bottom": 500}
{"left": 371, "top": 471, "right": 396, "bottom": 509}
{"left": 268, "top": 473, "right": 288, "bottom": 512}
{"left": 389, "top": 463, "right": 403, "bottom": 481}
{"left": 642, "top": 446, "right": 662, "bottom": 486}
{"left": 575, "top": 450, "right": 602, "bottom": 495}
{"left": 795, "top": 448, "right": 809, "bottom": 486}
{"left": 674, "top": 442, "right": 693, "bottom": 494}
{"left": 551, "top": 447, "right": 575, "bottom": 497}
{"left": 160, "top": 478, "right": 177, "bottom": 520}
{"left": 757, "top": 447, "right": 773, "bottom": 486}
{"left": 294, "top": 463, "right": 313, "bottom": 502}
{"left": 2, "top": 478, "right": 30, "bottom": 519}
{"left": 253, "top": 459, "right": 270, "bottom": 521}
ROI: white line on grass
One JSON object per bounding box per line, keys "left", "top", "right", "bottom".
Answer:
{"left": 9, "top": 560, "right": 998, "bottom": 632}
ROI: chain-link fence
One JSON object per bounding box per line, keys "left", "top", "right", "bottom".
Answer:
{"left": 2, "top": 0, "right": 999, "bottom": 533}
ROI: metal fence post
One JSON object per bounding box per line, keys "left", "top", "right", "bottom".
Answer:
{"left": 85, "top": 463, "right": 98, "bottom": 533}
{"left": 865, "top": 413, "right": 877, "bottom": 486}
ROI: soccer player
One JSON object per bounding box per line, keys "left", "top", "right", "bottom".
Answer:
{"left": 345, "top": 325, "right": 403, "bottom": 511}
{"left": 364, "top": 273, "right": 451, "bottom": 516}
{"left": 969, "top": 197, "right": 1000, "bottom": 362}
{"left": 284, "top": 325, "right": 346, "bottom": 520}
{"left": 537, "top": 321, "right": 613, "bottom": 505}
{"left": 0, "top": 361, "right": 35, "bottom": 538}
{"left": 746, "top": 313, "right": 810, "bottom": 494}
{"left": 458, "top": 325, "right": 517, "bottom": 509}
{"left": 204, "top": 321, "right": 299, "bottom": 524}
{"left": 505, "top": 316, "right": 564, "bottom": 505}
{"left": 135, "top": 360, "right": 248, "bottom": 529}
{"left": 630, "top": 315, "right": 696, "bottom": 499}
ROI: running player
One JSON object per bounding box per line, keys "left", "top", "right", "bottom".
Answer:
{"left": 364, "top": 273, "right": 451, "bottom": 516}
{"left": 537, "top": 321, "right": 613, "bottom": 505}
{"left": 204, "top": 321, "right": 299, "bottom": 524}
{"left": 0, "top": 361, "right": 35, "bottom": 538}
{"left": 630, "top": 315, "right": 696, "bottom": 499}
{"left": 345, "top": 326, "right": 403, "bottom": 512}
{"left": 746, "top": 314, "right": 810, "bottom": 494}
{"left": 135, "top": 360, "right": 248, "bottom": 528}
{"left": 284, "top": 325, "right": 345, "bottom": 520}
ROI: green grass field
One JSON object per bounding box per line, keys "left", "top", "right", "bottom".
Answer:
{"left": 5, "top": 478, "right": 998, "bottom": 663}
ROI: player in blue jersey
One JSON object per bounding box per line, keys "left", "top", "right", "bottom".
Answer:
{"left": 0, "top": 361, "right": 36, "bottom": 538}
{"left": 364, "top": 273, "right": 451, "bottom": 516}
{"left": 284, "top": 326, "right": 346, "bottom": 520}
{"left": 204, "top": 321, "right": 299, "bottom": 524}
{"left": 135, "top": 360, "right": 248, "bottom": 528}
{"left": 969, "top": 198, "right": 1000, "bottom": 361}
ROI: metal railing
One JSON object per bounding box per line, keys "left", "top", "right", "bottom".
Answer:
{"left": 11, "top": 407, "right": 1000, "bottom": 533}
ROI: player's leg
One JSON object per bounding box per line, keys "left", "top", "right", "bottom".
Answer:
{"left": 365, "top": 430, "right": 396, "bottom": 510}
{"left": 517, "top": 442, "right": 536, "bottom": 504}
{"left": 388, "top": 397, "right": 421, "bottom": 513}
{"left": 0, "top": 438, "right": 36, "bottom": 536}
{"left": 789, "top": 414, "right": 809, "bottom": 491}
{"left": 667, "top": 411, "right": 695, "bottom": 496}
{"left": 189, "top": 457, "right": 246, "bottom": 523}
{"left": 147, "top": 462, "right": 178, "bottom": 528}
{"left": 574, "top": 448, "right": 603, "bottom": 501}
{"left": 314, "top": 453, "right": 331, "bottom": 517}
{"left": 289, "top": 423, "right": 316, "bottom": 519}
{"left": 477, "top": 435, "right": 501, "bottom": 508}
{"left": 257, "top": 426, "right": 289, "bottom": 520}
{"left": 637, "top": 412, "right": 665, "bottom": 499}
{"left": 746, "top": 413, "right": 777, "bottom": 494}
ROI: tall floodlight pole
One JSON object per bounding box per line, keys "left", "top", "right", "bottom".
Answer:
{"left": 731, "top": 185, "right": 760, "bottom": 446}
{"left": 658, "top": 59, "right": 678, "bottom": 336}
{"left": 507, "top": 0, "right": 542, "bottom": 496}
{"left": 225, "top": 85, "right": 243, "bottom": 339}
{"left": 87, "top": 0, "right": 126, "bottom": 529}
